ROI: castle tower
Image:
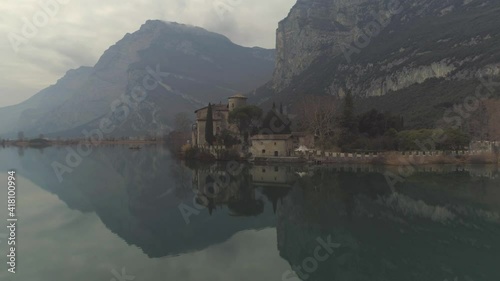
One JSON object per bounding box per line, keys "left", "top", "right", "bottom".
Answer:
{"left": 228, "top": 94, "right": 247, "bottom": 112}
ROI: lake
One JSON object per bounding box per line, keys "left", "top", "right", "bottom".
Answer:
{"left": 0, "top": 145, "right": 499, "bottom": 281}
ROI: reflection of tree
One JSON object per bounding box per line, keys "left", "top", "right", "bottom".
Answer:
{"left": 192, "top": 166, "right": 267, "bottom": 217}
{"left": 227, "top": 199, "right": 264, "bottom": 217}
{"left": 260, "top": 187, "right": 291, "bottom": 213}
{"left": 277, "top": 170, "right": 500, "bottom": 281}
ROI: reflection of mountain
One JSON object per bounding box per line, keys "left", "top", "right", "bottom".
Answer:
{"left": 1, "top": 146, "right": 499, "bottom": 276}
{"left": 4, "top": 147, "right": 281, "bottom": 258}
{"left": 276, "top": 169, "right": 500, "bottom": 281}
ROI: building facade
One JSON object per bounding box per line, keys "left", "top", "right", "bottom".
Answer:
{"left": 250, "top": 134, "right": 294, "bottom": 158}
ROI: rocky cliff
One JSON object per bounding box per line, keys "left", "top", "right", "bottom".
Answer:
{"left": 255, "top": 0, "right": 500, "bottom": 128}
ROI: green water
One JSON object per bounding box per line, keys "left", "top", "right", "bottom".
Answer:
{"left": 0, "top": 146, "right": 499, "bottom": 281}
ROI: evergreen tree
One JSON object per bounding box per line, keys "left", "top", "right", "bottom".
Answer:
{"left": 205, "top": 103, "right": 215, "bottom": 145}
{"left": 279, "top": 103, "right": 283, "bottom": 114}
{"left": 338, "top": 92, "right": 357, "bottom": 149}
{"left": 228, "top": 105, "right": 263, "bottom": 143}
{"left": 341, "top": 92, "right": 355, "bottom": 129}
{"left": 272, "top": 102, "right": 276, "bottom": 111}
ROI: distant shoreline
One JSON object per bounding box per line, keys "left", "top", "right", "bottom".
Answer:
{"left": 1, "top": 139, "right": 165, "bottom": 148}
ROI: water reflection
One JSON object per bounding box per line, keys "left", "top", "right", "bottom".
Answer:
{"left": 191, "top": 164, "right": 293, "bottom": 216}
{"left": 189, "top": 161, "right": 500, "bottom": 280}
{"left": 0, "top": 146, "right": 499, "bottom": 281}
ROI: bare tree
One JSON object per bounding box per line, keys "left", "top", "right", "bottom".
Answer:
{"left": 485, "top": 99, "right": 500, "bottom": 140}
{"left": 296, "top": 96, "right": 338, "bottom": 146}
{"left": 467, "top": 99, "right": 500, "bottom": 141}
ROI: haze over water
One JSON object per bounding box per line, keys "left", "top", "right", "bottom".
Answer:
{"left": 0, "top": 146, "right": 499, "bottom": 281}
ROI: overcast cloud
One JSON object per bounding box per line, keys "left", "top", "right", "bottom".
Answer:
{"left": 0, "top": 0, "right": 295, "bottom": 108}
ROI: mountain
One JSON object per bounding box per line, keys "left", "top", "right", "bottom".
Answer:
{"left": 253, "top": 0, "right": 500, "bottom": 128}
{"left": 0, "top": 20, "right": 275, "bottom": 138}
{"left": 0, "top": 66, "right": 94, "bottom": 138}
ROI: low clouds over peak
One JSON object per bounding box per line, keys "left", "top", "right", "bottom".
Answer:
{"left": 0, "top": 0, "right": 295, "bottom": 107}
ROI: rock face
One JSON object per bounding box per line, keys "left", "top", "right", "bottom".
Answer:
{"left": 273, "top": 0, "right": 397, "bottom": 91}
{"left": 0, "top": 20, "right": 275, "bottom": 138}
{"left": 257, "top": 0, "right": 500, "bottom": 128}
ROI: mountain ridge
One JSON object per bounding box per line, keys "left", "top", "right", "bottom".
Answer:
{"left": 0, "top": 20, "right": 275, "bottom": 138}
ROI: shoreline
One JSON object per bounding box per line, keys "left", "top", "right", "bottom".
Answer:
{"left": 253, "top": 151, "right": 500, "bottom": 165}
{"left": 3, "top": 141, "right": 498, "bottom": 165}
{"left": 1, "top": 139, "right": 165, "bottom": 148}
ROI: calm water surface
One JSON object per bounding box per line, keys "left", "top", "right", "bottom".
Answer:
{"left": 0, "top": 146, "right": 499, "bottom": 281}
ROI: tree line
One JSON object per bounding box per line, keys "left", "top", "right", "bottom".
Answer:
{"left": 295, "top": 93, "right": 471, "bottom": 152}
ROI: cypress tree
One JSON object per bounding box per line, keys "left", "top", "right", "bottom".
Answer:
{"left": 205, "top": 103, "right": 215, "bottom": 145}
{"left": 341, "top": 92, "right": 354, "bottom": 129}
{"left": 338, "top": 92, "right": 357, "bottom": 149}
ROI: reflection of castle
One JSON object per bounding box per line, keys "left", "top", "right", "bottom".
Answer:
{"left": 191, "top": 164, "right": 294, "bottom": 215}
{"left": 250, "top": 165, "right": 296, "bottom": 187}
{"left": 191, "top": 94, "right": 247, "bottom": 146}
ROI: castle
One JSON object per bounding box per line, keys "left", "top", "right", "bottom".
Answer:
{"left": 191, "top": 94, "right": 248, "bottom": 146}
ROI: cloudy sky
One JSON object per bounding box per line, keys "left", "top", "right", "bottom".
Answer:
{"left": 0, "top": 0, "right": 295, "bottom": 108}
